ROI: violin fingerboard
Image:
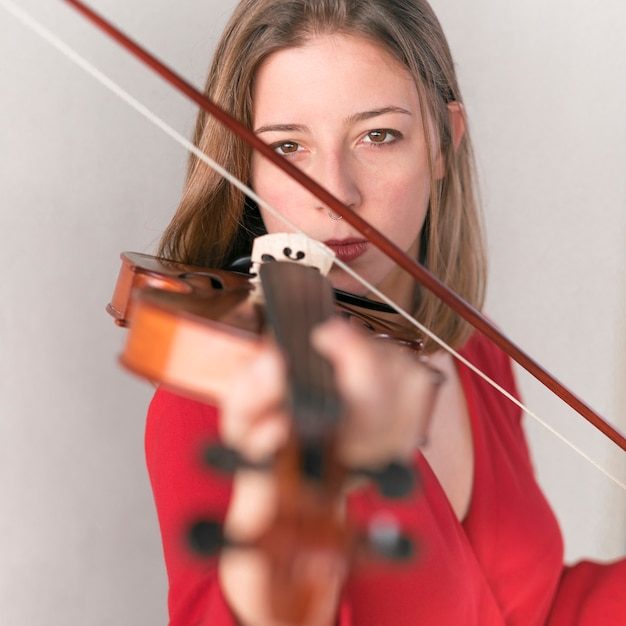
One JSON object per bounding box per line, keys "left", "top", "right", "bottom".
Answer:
{"left": 260, "top": 262, "right": 342, "bottom": 439}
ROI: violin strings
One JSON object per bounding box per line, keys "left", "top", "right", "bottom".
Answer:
{"left": 5, "top": 0, "right": 623, "bottom": 491}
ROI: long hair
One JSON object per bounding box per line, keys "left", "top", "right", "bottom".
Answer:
{"left": 158, "top": 0, "right": 487, "bottom": 350}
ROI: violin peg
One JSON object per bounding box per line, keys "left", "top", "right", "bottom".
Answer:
{"left": 367, "top": 513, "right": 415, "bottom": 561}
{"left": 203, "top": 443, "right": 272, "bottom": 474}
{"left": 353, "top": 462, "right": 417, "bottom": 499}
{"left": 188, "top": 520, "right": 226, "bottom": 556}
{"left": 189, "top": 518, "right": 258, "bottom": 557}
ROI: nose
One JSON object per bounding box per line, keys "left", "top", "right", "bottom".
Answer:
{"left": 310, "top": 151, "right": 362, "bottom": 215}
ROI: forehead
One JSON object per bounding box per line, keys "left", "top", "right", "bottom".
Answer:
{"left": 252, "top": 33, "right": 420, "bottom": 122}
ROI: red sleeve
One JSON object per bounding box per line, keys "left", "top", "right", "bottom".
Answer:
{"left": 145, "top": 387, "right": 237, "bottom": 626}
{"left": 145, "top": 386, "right": 359, "bottom": 625}
{"left": 144, "top": 348, "right": 508, "bottom": 625}
{"left": 144, "top": 388, "right": 502, "bottom": 626}
{"left": 548, "top": 559, "right": 626, "bottom": 625}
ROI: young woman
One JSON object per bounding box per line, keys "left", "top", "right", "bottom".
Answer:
{"left": 145, "top": 1, "right": 625, "bottom": 624}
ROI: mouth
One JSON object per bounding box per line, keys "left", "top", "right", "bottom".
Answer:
{"left": 323, "top": 238, "right": 369, "bottom": 263}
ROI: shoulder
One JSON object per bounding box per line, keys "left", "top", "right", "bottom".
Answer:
{"left": 458, "top": 330, "right": 513, "bottom": 377}
{"left": 147, "top": 387, "right": 220, "bottom": 432}
{"left": 454, "top": 329, "right": 527, "bottom": 440}
{"left": 145, "top": 387, "right": 221, "bottom": 473}
{"left": 457, "top": 330, "right": 521, "bottom": 403}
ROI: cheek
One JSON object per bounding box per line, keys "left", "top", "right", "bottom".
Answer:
{"left": 251, "top": 160, "right": 289, "bottom": 232}
{"left": 369, "top": 170, "right": 430, "bottom": 247}
{"left": 251, "top": 157, "right": 309, "bottom": 233}
{"left": 251, "top": 155, "right": 278, "bottom": 205}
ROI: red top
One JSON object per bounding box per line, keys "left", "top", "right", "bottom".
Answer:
{"left": 145, "top": 331, "right": 626, "bottom": 625}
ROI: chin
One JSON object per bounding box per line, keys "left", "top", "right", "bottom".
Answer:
{"left": 328, "top": 267, "right": 372, "bottom": 296}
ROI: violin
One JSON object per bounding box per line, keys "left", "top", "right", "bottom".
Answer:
{"left": 107, "top": 246, "right": 423, "bottom": 406}
{"left": 107, "top": 237, "right": 436, "bottom": 623}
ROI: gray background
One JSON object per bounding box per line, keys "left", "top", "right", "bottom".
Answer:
{"left": 1, "top": 0, "right": 624, "bottom": 623}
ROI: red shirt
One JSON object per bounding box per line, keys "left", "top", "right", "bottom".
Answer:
{"left": 145, "top": 331, "right": 625, "bottom": 624}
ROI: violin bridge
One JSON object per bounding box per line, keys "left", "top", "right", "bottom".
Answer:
{"left": 250, "top": 233, "right": 335, "bottom": 302}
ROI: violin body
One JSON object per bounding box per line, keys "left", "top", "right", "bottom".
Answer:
{"left": 107, "top": 251, "right": 423, "bottom": 405}
{"left": 108, "top": 252, "right": 264, "bottom": 403}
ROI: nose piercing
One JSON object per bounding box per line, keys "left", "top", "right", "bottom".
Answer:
{"left": 328, "top": 210, "right": 343, "bottom": 220}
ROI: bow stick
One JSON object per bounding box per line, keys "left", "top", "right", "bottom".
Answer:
{"left": 60, "top": 0, "right": 626, "bottom": 456}
{"left": 5, "top": 0, "right": 622, "bottom": 471}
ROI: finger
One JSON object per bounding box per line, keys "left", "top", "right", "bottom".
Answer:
{"left": 220, "top": 342, "right": 290, "bottom": 460}
{"left": 311, "top": 318, "right": 382, "bottom": 396}
{"left": 313, "top": 318, "right": 443, "bottom": 465}
{"left": 313, "top": 318, "right": 440, "bottom": 409}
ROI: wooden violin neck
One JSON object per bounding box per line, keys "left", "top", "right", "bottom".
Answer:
{"left": 260, "top": 262, "right": 342, "bottom": 439}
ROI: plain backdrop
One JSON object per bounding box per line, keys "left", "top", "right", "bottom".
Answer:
{"left": 1, "top": 0, "right": 624, "bottom": 623}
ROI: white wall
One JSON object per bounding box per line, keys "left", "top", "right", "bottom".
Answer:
{"left": 0, "top": 1, "right": 623, "bottom": 624}
{"left": 431, "top": 0, "right": 626, "bottom": 562}
{"left": 0, "top": 1, "right": 228, "bottom": 623}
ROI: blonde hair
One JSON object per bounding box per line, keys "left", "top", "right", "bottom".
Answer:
{"left": 159, "top": 0, "right": 486, "bottom": 350}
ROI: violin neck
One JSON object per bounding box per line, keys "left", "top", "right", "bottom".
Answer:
{"left": 260, "top": 262, "right": 342, "bottom": 440}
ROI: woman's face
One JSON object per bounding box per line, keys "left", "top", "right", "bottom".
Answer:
{"left": 251, "top": 34, "right": 437, "bottom": 308}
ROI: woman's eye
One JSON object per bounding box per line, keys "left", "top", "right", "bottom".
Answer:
{"left": 364, "top": 129, "right": 398, "bottom": 145}
{"left": 273, "top": 141, "right": 301, "bottom": 155}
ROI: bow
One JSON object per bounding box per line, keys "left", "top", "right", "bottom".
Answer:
{"left": 3, "top": 0, "right": 624, "bottom": 497}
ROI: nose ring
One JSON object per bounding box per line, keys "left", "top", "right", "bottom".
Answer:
{"left": 328, "top": 210, "right": 343, "bottom": 220}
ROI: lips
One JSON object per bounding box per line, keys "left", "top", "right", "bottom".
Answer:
{"left": 324, "top": 239, "right": 369, "bottom": 263}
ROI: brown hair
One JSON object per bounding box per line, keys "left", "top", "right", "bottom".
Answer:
{"left": 158, "top": 0, "right": 486, "bottom": 350}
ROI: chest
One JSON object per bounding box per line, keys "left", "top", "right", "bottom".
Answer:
{"left": 420, "top": 352, "right": 474, "bottom": 520}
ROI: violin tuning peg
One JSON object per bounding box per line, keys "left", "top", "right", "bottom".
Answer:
{"left": 353, "top": 462, "right": 417, "bottom": 499}
{"left": 203, "top": 444, "right": 272, "bottom": 474}
{"left": 188, "top": 519, "right": 226, "bottom": 556}
{"left": 189, "top": 519, "right": 255, "bottom": 557}
{"left": 203, "top": 444, "right": 245, "bottom": 473}
{"left": 367, "top": 513, "right": 415, "bottom": 561}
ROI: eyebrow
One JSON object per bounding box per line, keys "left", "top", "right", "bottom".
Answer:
{"left": 255, "top": 123, "right": 307, "bottom": 135}
{"left": 254, "top": 106, "right": 412, "bottom": 135}
{"left": 346, "top": 106, "right": 412, "bottom": 125}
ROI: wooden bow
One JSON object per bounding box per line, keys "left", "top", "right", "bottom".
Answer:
{"left": 62, "top": 0, "right": 626, "bottom": 457}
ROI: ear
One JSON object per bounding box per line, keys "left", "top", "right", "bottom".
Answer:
{"left": 447, "top": 101, "right": 466, "bottom": 151}
{"left": 434, "top": 101, "right": 466, "bottom": 179}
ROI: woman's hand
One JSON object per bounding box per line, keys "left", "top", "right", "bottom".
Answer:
{"left": 217, "top": 319, "right": 442, "bottom": 626}
{"left": 312, "top": 318, "right": 442, "bottom": 469}
{"left": 219, "top": 318, "right": 442, "bottom": 471}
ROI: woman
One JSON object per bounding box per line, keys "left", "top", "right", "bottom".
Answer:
{"left": 146, "top": 1, "right": 625, "bottom": 624}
